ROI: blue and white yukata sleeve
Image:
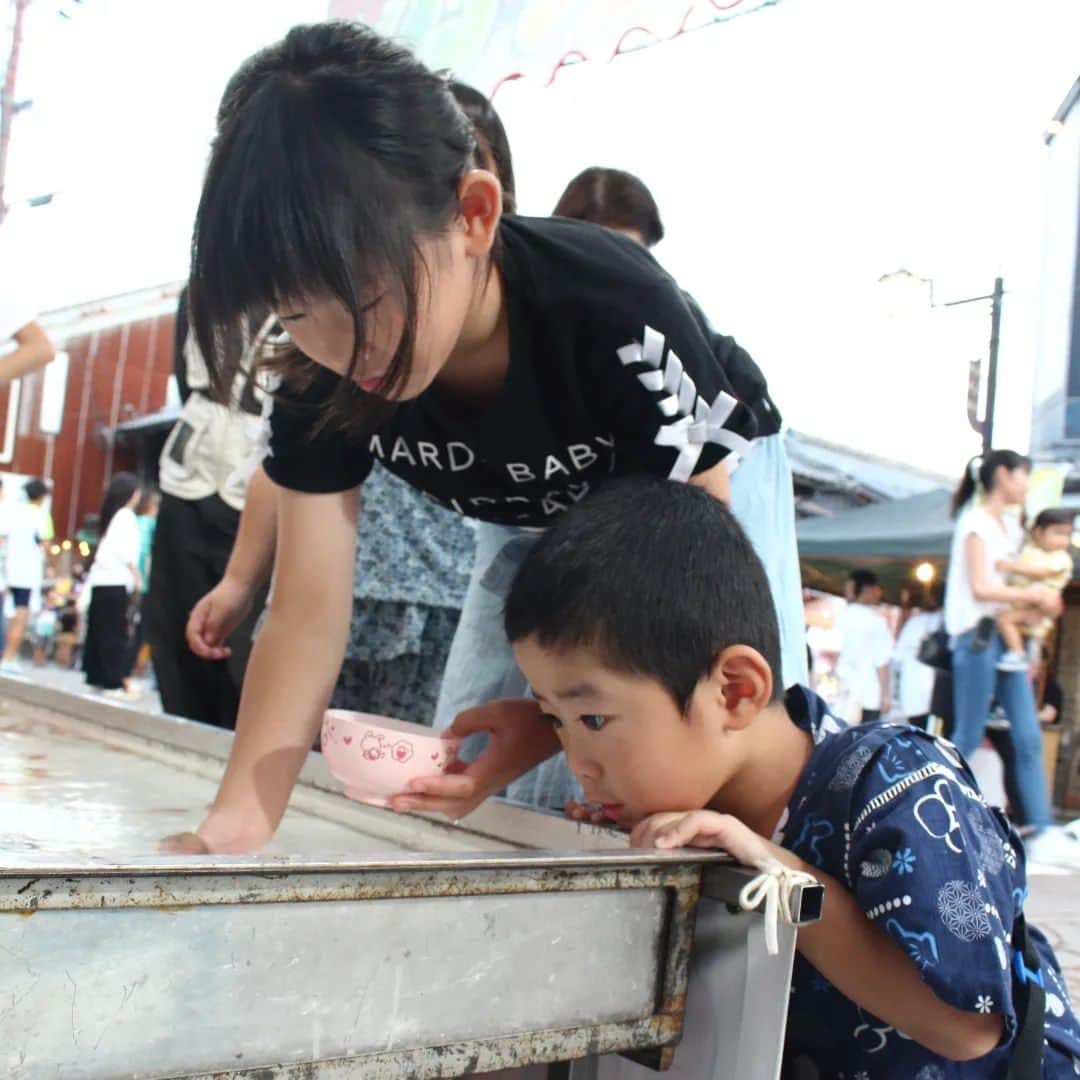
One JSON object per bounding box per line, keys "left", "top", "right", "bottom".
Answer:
{"left": 845, "top": 732, "right": 1022, "bottom": 1042}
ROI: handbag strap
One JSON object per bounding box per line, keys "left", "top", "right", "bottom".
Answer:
{"left": 1006, "top": 914, "right": 1046, "bottom": 1078}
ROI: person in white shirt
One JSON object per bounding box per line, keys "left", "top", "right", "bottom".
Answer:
{"left": 945, "top": 449, "right": 1080, "bottom": 869}
{"left": 0, "top": 476, "right": 8, "bottom": 650}
{"left": 835, "top": 569, "right": 893, "bottom": 723}
{"left": 1, "top": 478, "right": 51, "bottom": 673}
{"left": 892, "top": 581, "right": 944, "bottom": 724}
{"left": 0, "top": 263, "right": 55, "bottom": 385}
{"left": 83, "top": 473, "right": 143, "bottom": 699}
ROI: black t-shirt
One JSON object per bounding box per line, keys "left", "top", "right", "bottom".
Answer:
{"left": 681, "top": 292, "right": 782, "bottom": 436}
{"left": 265, "top": 215, "right": 759, "bottom": 527}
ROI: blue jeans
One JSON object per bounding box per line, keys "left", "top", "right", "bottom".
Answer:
{"left": 730, "top": 433, "right": 807, "bottom": 690}
{"left": 433, "top": 522, "right": 584, "bottom": 810}
{"left": 951, "top": 628, "right": 1051, "bottom": 830}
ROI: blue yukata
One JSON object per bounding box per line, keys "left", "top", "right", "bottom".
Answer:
{"left": 776, "top": 686, "right": 1080, "bottom": 1078}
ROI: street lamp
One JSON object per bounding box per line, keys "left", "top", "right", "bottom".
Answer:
{"left": 878, "top": 269, "right": 1004, "bottom": 455}
{"left": 914, "top": 562, "right": 936, "bottom": 585}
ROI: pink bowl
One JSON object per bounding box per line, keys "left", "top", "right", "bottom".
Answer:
{"left": 321, "top": 710, "right": 461, "bottom": 808}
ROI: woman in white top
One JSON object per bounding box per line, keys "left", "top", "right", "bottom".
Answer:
{"left": 83, "top": 473, "right": 142, "bottom": 698}
{"left": 944, "top": 450, "right": 1079, "bottom": 868}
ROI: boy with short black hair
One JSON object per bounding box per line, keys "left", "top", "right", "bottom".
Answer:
{"left": 500, "top": 477, "right": 1079, "bottom": 1077}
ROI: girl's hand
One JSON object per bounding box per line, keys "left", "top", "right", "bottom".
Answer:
{"left": 388, "top": 698, "right": 560, "bottom": 820}
{"left": 186, "top": 576, "right": 255, "bottom": 660}
{"left": 160, "top": 810, "right": 274, "bottom": 855}
{"left": 630, "top": 810, "right": 773, "bottom": 867}
{"left": 160, "top": 831, "right": 211, "bottom": 855}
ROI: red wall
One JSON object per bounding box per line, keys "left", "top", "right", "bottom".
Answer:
{"left": 0, "top": 311, "right": 175, "bottom": 538}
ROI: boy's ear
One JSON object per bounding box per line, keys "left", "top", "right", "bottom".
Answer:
{"left": 458, "top": 169, "right": 502, "bottom": 256}
{"left": 704, "top": 646, "right": 774, "bottom": 730}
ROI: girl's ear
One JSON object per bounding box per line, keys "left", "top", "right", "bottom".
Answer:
{"left": 458, "top": 170, "right": 502, "bottom": 257}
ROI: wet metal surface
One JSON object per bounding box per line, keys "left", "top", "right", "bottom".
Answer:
{"left": 0, "top": 682, "right": 737, "bottom": 1079}
{"left": 0, "top": 708, "right": 387, "bottom": 859}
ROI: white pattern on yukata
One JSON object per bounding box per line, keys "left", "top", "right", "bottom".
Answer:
{"left": 777, "top": 686, "right": 1080, "bottom": 1077}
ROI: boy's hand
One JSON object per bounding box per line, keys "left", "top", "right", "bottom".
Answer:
{"left": 631, "top": 810, "right": 773, "bottom": 867}
{"left": 388, "top": 699, "right": 560, "bottom": 820}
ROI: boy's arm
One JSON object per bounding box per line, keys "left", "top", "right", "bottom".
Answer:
{"left": 792, "top": 859, "right": 1002, "bottom": 1060}
{"left": 634, "top": 812, "right": 1004, "bottom": 1062}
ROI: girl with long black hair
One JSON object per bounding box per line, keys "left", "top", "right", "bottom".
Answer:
{"left": 169, "top": 21, "right": 764, "bottom": 852}
{"left": 83, "top": 472, "right": 142, "bottom": 698}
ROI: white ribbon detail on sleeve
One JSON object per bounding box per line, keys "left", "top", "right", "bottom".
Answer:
{"left": 617, "top": 326, "right": 753, "bottom": 483}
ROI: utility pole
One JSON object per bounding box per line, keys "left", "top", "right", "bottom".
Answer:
{"left": 982, "top": 276, "right": 1004, "bottom": 454}
{"left": 941, "top": 276, "right": 1004, "bottom": 455}
{"left": 881, "top": 270, "right": 1005, "bottom": 455}
{"left": 0, "top": 0, "right": 30, "bottom": 228}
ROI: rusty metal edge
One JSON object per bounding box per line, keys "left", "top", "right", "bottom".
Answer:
{"left": 0, "top": 864, "right": 704, "bottom": 912}
{"left": 0, "top": 848, "right": 732, "bottom": 880}
{"left": 170, "top": 1013, "right": 683, "bottom": 1080}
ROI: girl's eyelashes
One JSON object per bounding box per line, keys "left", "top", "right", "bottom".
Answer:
{"left": 279, "top": 313, "right": 306, "bottom": 323}
{"left": 541, "top": 712, "right": 563, "bottom": 729}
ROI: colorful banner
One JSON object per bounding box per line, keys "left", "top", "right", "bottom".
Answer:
{"left": 326, "top": 0, "right": 781, "bottom": 95}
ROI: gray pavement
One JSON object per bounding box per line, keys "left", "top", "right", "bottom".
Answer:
{"left": 14, "top": 660, "right": 163, "bottom": 712}
{"left": 1026, "top": 867, "right": 1080, "bottom": 1001}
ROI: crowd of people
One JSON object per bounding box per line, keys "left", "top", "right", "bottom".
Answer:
{"left": 0, "top": 471, "right": 158, "bottom": 700}
{"left": 2, "top": 19, "right": 1080, "bottom": 1075}
{"left": 830, "top": 449, "right": 1078, "bottom": 872}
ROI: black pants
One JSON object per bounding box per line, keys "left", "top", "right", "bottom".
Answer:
{"left": 125, "top": 590, "right": 150, "bottom": 675}
{"left": 83, "top": 586, "right": 132, "bottom": 690}
{"left": 147, "top": 493, "right": 268, "bottom": 730}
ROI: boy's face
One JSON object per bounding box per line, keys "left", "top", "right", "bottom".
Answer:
{"left": 514, "top": 637, "right": 739, "bottom": 823}
{"left": 1036, "top": 523, "right": 1073, "bottom": 553}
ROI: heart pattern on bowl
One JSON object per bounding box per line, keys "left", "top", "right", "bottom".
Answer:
{"left": 322, "top": 711, "right": 463, "bottom": 809}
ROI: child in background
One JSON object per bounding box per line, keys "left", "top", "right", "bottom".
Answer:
{"left": 995, "top": 507, "right": 1075, "bottom": 672}
{"left": 406, "top": 478, "right": 1080, "bottom": 1077}
{"left": 54, "top": 598, "right": 79, "bottom": 668}
{"left": 30, "top": 587, "right": 60, "bottom": 666}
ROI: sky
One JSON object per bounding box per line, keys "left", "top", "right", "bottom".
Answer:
{"left": 3, "top": 0, "right": 1078, "bottom": 478}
